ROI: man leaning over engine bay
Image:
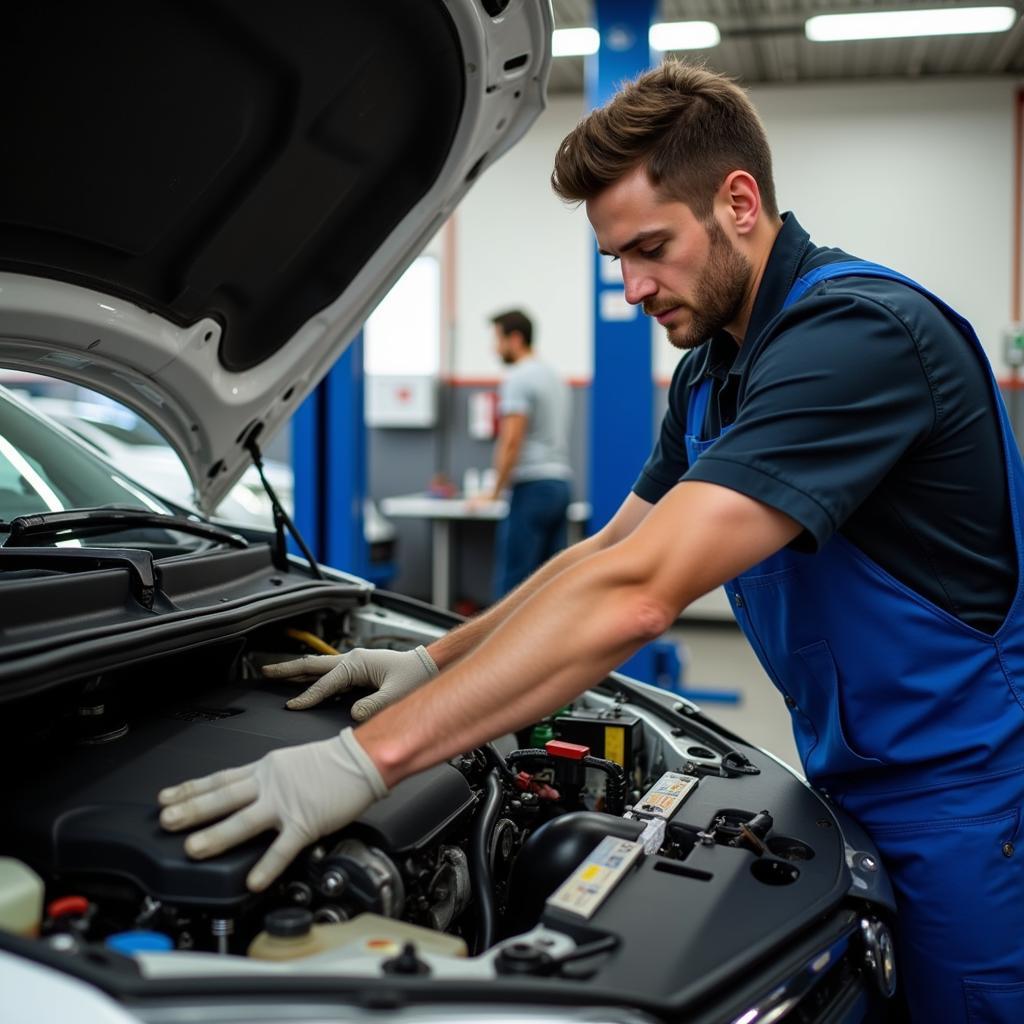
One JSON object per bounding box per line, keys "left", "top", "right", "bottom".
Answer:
{"left": 160, "top": 61, "right": 1024, "bottom": 1021}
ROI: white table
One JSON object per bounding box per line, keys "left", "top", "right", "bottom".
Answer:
{"left": 380, "top": 493, "right": 591, "bottom": 609}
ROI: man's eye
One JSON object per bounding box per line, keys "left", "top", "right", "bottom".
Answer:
{"left": 640, "top": 244, "right": 664, "bottom": 259}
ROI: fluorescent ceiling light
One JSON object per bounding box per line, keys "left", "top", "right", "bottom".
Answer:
{"left": 552, "top": 27, "right": 599, "bottom": 57}
{"left": 805, "top": 6, "right": 1017, "bottom": 42}
{"left": 650, "top": 20, "right": 721, "bottom": 51}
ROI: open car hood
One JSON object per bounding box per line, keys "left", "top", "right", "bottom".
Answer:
{"left": 0, "top": 0, "right": 551, "bottom": 511}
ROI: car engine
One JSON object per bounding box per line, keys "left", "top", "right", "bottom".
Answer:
{"left": 0, "top": 596, "right": 897, "bottom": 1020}
{"left": 1, "top": 607, "right": 769, "bottom": 954}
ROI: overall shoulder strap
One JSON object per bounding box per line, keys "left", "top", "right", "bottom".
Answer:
{"left": 686, "top": 376, "right": 714, "bottom": 438}
{"left": 783, "top": 259, "right": 923, "bottom": 309}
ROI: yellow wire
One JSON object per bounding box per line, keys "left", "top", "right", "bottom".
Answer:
{"left": 285, "top": 628, "right": 339, "bottom": 656}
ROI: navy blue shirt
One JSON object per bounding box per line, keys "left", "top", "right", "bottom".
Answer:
{"left": 634, "top": 214, "right": 1014, "bottom": 634}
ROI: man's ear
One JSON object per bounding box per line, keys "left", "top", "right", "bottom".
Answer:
{"left": 718, "top": 170, "right": 761, "bottom": 236}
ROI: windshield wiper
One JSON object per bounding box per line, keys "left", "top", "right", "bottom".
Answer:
{"left": 1, "top": 508, "right": 248, "bottom": 549}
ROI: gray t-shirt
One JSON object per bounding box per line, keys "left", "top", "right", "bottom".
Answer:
{"left": 499, "top": 357, "right": 572, "bottom": 483}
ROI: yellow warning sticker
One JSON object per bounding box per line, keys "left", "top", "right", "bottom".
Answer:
{"left": 546, "top": 836, "right": 644, "bottom": 919}
{"left": 604, "top": 726, "right": 625, "bottom": 766}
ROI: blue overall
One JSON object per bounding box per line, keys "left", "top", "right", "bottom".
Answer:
{"left": 686, "top": 262, "right": 1024, "bottom": 1021}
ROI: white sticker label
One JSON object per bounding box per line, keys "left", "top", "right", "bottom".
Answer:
{"left": 546, "top": 836, "right": 643, "bottom": 919}
{"left": 599, "top": 289, "right": 638, "bottom": 322}
{"left": 633, "top": 771, "right": 697, "bottom": 820}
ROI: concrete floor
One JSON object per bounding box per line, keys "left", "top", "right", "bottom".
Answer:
{"left": 665, "top": 619, "right": 802, "bottom": 771}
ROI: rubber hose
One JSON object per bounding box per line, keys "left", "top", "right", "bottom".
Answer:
{"left": 581, "top": 755, "right": 627, "bottom": 815}
{"left": 470, "top": 770, "right": 503, "bottom": 954}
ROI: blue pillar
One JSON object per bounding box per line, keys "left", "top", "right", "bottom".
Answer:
{"left": 290, "top": 333, "right": 367, "bottom": 576}
{"left": 291, "top": 386, "right": 322, "bottom": 559}
{"left": 587, "top": 0, "right": 659, "bottom": 683}
{"left": 324, "top": 334, "right": 367, "bottom": 571}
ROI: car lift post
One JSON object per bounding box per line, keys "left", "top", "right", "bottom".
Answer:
{"left": 290, "top": 333, "right": 369, "bottom": 576}
{"left": 587, "top": 0, "right": 659, "bottom": 685}
{"left": 584, "top": 1, "right": 741, "bottom": 703}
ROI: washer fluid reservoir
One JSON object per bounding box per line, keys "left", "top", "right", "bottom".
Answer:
{"left": 0, "top": 858, "right": 44, "bottom": 937}
{"left": 248, "top": 908, "right": 467, "bottom": 961}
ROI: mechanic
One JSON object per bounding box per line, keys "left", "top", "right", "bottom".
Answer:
{"left": 159, "top": 61, "right": 1024, "bottom": 1020}
{"left": 479, "top": 309, "right": 573, "bottom": 600}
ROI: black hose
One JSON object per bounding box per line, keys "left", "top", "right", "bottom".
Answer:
{"left": 581, "top": 755, "right": 626, "bottom": 815}
{"left": 506, "top": 747, "right": 551, "bottom": 766}
{"left": 479, "top": 742, "right": 517, "bottom": 781}
{"left": 470, "top": 770, "right": 503, "bottom": 954}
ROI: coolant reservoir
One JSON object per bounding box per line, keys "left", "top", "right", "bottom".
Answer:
{"left": 0, "top": 858, "right": 44, "bottom": 937}
{"left": 248, "top": 908, "right": 467, "bottom": 960}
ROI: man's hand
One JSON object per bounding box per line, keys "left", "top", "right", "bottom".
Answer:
{"left": 464, "top": 494, "right": 500, "bottom": 514}
{"left": 262, "top": 646, "right": 438, "bottom": 720}
{"left": 158, "top": 728, "right": 387, "bottom": 892}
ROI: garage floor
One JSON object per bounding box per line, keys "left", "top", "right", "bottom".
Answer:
{"left": 665, "top": 621, "right": 802, "bottom": 771}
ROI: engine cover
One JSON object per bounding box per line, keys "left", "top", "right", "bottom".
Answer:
{"left": 6, "top": 680, "right": 474, "bottom": 909}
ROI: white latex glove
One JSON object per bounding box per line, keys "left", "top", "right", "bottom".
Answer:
{"left": 157, "top": 728, "right": 388, "bottom": 892}
{"left": 262, "top": 645, "right": 439, "bottom": 720}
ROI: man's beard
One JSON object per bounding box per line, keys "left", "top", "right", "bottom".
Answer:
{"left": 648, "top": 220, "right": 752, "bottom": 350}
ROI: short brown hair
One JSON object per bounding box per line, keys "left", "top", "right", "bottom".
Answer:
{"left": 551, "top": 60, "right": 778, "bottom": 220}
{"left": 490, "top": 309, "right": 533, "bottom": 347}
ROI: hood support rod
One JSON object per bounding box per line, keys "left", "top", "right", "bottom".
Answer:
{"left": 243, "top": 427, "right": 323, "bottom": 579}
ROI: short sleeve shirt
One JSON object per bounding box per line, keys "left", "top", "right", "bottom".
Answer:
{"left": 499, "top": 357, "right": 572, "bottom": 483}
{"left": 633, "top": 214, "right": 1014, "bottom": 634}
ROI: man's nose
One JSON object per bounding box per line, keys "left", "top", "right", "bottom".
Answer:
{"left": 622, "top": 266, "right": 656, "bottom": 306}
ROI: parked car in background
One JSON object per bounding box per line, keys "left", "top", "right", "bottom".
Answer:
{"left": 1, "top": 378, "right": 293, "bottom": 527}
{"left": 0, "top": 2, "right": 898, "bottom": 1022}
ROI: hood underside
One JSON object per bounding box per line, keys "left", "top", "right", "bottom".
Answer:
{"left": 0, "top": 0, "right": 551, "bottom": 509}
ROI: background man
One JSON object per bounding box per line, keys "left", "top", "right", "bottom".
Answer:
{"left": 160, "top": 61, "right": 1024, "bottom": 1020}
{"left": 482, "top": 309, "right": 572, "bottom": 599}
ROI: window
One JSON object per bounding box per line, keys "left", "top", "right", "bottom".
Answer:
{"left": 364, "top": 256, "right": 441, "bottom": 376}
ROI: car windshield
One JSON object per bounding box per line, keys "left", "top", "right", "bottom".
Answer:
{"left": 0, "top": 386, "right": 172, "bottom": 524}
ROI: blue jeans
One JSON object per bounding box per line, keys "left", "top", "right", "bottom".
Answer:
{"left": 493, "top": 478, "right": 571, "bottom": 600}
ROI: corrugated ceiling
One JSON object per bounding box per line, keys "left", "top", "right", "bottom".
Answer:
{"left": 549, "top": 0, "right": 1024, "bottom": 92}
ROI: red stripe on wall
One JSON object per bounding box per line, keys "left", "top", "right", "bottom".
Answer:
{"left": 444, "top": 376, "right": 594, "bottom": 388}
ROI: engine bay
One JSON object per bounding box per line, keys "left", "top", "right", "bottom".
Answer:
{"left": 0, "top": 593, "right": 894, "bottom": 1018}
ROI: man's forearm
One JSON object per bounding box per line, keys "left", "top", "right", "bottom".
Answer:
{"left": 489, "top": 434, "right": 519, "bottom": 499}
{"left": 358, "top": 481, "right": 801, "bottom": 790}
{"left": 426, "top": 533, "right": 602, "bottom": 669}
{"left": 359, "top": 538, "right": 669, "bottom": 787}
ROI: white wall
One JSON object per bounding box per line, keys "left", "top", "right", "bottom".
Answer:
{"left": 452, "top": 94, "right": 593, "bottom": 379}
{"left": 450, "top": 76, "right": 1020, "bottom": 381}
{"left": 753, "top": 77, "right": 1016, "bottom": 372}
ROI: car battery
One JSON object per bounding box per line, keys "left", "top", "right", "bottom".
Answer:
{"left": 554, "top": 709, "right": 643, "bottom": 769}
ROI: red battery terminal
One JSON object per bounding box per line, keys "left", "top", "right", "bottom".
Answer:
{"left": 47, "top": 895, "right": 90, "bottom": 919}
{"left": 514, "top": 770, "right": 560, "bottom": 801}
{"left": 544, "top": 739, "right": 590, "bottom": 761}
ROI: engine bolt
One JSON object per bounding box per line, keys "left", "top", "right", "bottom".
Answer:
{"left": 210, "top": 918, "right": 234, "bottom": 956}
{"left": 320, "top": 869, "right": 346, "bottom": 896}
{"left": 286, "top": 882, "right": 313, "bottom": 906}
